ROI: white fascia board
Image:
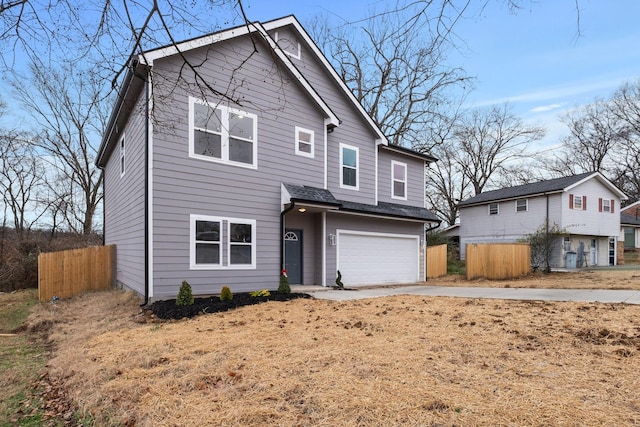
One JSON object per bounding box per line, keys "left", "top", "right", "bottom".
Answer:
{"left": 139, "top": 25, "right": 253, "bottom": 66}
{"left": 262, "top": 16, "right": 388, "bottom": 145}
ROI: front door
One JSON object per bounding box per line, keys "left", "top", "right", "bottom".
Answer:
{"left": 608, "top": 237, "right": 616, "bottom": 266}
{"left": 590, "top": 239, "right": 597, "bottom": 266}
{"left": 284, "top": 229, "right": 303, "bottom": 284}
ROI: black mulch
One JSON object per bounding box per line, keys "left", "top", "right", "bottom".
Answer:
{"left": 148, "top": 292, "right": 312, "bottom": 320}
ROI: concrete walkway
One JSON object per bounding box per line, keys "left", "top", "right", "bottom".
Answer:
{"left": 292, "top": 285, "right": 640, "bottom": 305}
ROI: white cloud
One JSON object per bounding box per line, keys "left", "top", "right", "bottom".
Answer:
{"left": 530, "top": 103, "right": 565, "bottom": 113}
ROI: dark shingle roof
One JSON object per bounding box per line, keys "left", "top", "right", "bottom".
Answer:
{"left": 621, "top": 212, "right": 640, "bottom": 226}
{"left": 458, "top": 172, "right": 596, "bottom": 207}
{"left": 283, "top": 183, "right": 341, "bottom": 206}
{"left": 283, "top": 183, "right": 440, "bottom": 222}
{"left": 339, "top": 200, "right": 440, "bottom": 222}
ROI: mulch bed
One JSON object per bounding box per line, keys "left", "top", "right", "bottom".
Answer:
{"left": 148, "top": 292, "right": 311, "bottom": 320}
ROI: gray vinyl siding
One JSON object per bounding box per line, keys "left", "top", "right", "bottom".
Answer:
{"left": 103, "top": 90, "right": 147, "bottom": 295}
{"left": 148, "top": 33, "right": 331, "bottom": 297}
{"left": 325, "top": 213, "right": 425, "bottom": 283}
{"left": 271, "top": 26, "right": 379, "bottom": 205}
{"left": 377, "top": 150, "right": 425, "bottom": 206}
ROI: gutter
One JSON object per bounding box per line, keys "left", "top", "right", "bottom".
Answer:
{"left": 137, "top": 68, "right": 150, "bottom": 307}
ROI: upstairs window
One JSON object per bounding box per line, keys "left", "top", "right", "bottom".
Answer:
{"left": 295, "top": 127, "right": 314, "bottom": 158}
{"left": 340, "top": 143, "right": 359, "bottom": 190}
{"left": 489, "top": 203, "right": 499, "bottom": 215}
{"left": 119, "top": 135, "right": 126, "bottom": 177}
{"left": 570, "top": 194, "right": 586, "bottom": 210}
{"left": 189, "top": 97, "right": 257, "bottom": 169}
{"left": 599, "top": 198, "right": 615, "bottom": 213}
{"left": 515, "top": 198, "right": 528, "bottom": 212}
{"left": 391, "top": 161, "right": 407, "bottom": 200}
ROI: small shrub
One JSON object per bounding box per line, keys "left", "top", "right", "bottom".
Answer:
{"left": 278, "top": 270, "right": 291, "bottom": 294}
{"left": 250, "top": 289, "right": 271, "bottom": 297}
{"left": 176, "top": 280, "right": 194, "bottom": 306}
{"left": 220, "top": 286, "right": 233, "bottom": 301}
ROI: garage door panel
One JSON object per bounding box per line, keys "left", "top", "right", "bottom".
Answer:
{"left": 338, "top": 232, "right": 419, "bottom": 286}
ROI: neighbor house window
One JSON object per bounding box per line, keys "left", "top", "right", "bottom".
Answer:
{"left": 340, "top": 143, "right": 359, "bottom": 189}
{"left": 516, "top": 199, "right": 528, "bottom": 212}
{"left": 570, "top": 194, "right": 586, "bottom": 210}
{"left": 599, "top": 198, "right": 614, "bottom": 213}
{"left": 189, "top": 97, "right": 257, "bottom": 169}
{"left": 190, "top": 215, "right": 256, "bottom": 269}
{"left": 295, "top": 127, "right": 314, "bottom": 158}
{"left": 391, "top": 160, "right": 407, "bottom": 200}
{"left": 119, "top": 135, "right": 126, "bottom": 177}
{"left": 489, "top": 203, "right": 499, "bottom": 215}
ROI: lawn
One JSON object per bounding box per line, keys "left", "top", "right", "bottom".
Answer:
{"left": 20, "top": 269, "right": 640, "bottom": 426}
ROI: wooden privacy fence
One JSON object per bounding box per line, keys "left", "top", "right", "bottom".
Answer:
{"left": 426, "top": 244, "right": 447, "bottom": 279}
{"left": 466, "top": 243, "right": 530, "bottom": 280}
{"left": 38, "top": 245, "right": 115, "bottom": 302}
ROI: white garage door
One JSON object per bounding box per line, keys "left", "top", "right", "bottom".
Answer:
{"left": 337, "top": 231, "right": 420, "bottom": 286}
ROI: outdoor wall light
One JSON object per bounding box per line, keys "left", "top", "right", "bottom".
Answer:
{"left": 298, "top": 208, "right": 307, "bottom": 213}
{"left": 329, "top": 234, "right": 336, "bottom": 246}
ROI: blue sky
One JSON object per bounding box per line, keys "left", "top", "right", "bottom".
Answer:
{"left": 242, "top": 0, "right": 640, "bottom": 148}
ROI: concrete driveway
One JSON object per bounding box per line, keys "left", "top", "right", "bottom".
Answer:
{"left": 293, "top": 284, "right": 640, "bottom": 305}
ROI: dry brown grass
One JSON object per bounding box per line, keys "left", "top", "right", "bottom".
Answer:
{"left": 28, "top": 271, "right": 640, "bottom": 426}
{"left": 435, "top": 268, "right": 640, "bottom": 290}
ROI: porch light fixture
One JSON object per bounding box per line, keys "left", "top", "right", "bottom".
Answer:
{"left": 298, "top": 208, "right": 307, "bottom": 213}
{"left": 329, "top": 234, "right": 336, "bottom": 246}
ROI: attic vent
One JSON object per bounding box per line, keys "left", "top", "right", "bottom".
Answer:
{"left": 274, "top": 31, "right": 301, "bottom": 60}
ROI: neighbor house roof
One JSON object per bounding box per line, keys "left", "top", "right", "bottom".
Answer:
{"left": 282, "top": 183, "right": 440, "bottom": 223}
{"left": 621, "top": 212, "right": 640, "bottom": 227}
{"left": 622, "top": 200, "right": 640, "bottom": 217}
{"left": 458, "top": 172, "right": 627, "bottom": 207}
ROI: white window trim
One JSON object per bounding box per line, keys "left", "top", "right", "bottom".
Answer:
{"left": 119, "top": 134, "right": 126, "bottom": 177}
{"left": 573, "top": 195, "right": 583, "bottom": 210}
{"left": 488, "top": 203, "right": 499, "bottom": 215}
{"left": 391, "top": 160, "right": 407, "bottom": 200}
{"left": 294, "top": 126, "right": 314, "bottom": 158}
{"left": 515, "top": 198, "right": 528, "bottom": 212}
{"left": 339, "top": 143, "right": 359, "bottom": 190}
{"left": 274, "top": 31, "right": 301, "bottom": 60}
{"left": 602, "top": 199, "right": 611, "bottom": 212}
{"left": 189, "top": 214, "right": 256, "bottom": 270}
{"left": 188, "top": 97, "right": 258, "bottom": 170}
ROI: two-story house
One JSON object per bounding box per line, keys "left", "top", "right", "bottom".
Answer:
{"left": 95, "top": 16, "right": 440, "bottom": 301}
{"left": 457, "top": 172, "right": 626, "bottom": 268}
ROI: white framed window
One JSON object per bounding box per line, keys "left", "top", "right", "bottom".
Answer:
{"left": 601, "top": 198, "right": 611, "bottom": 212}
{"left": 189, "top": 97, "right": 257, "bottom": 169}
{"left": 190, "top": 214, "right": 256, "bottom": 270}
{"left": 488, "top": 203, "right": 499, "bottom": 215}
{"left": 573, "top": 195, "right": 584, "bottom": 210}
{"left": 119, "top": 135, "right": 126, "bottom": 177}
{"left": 340, "top": 143, "right": 359, "bottom": 190}
{"left": 274, "top": 31, "right": 301, "bottom": 60}
{"left": 391, "top": 160, "right": 407, "bottom": 200}
{"left": 515, "top": 198, "right": 528, "bottom": 212}
{"left": 295, "top": 127, "right": 314, "bottom": 158}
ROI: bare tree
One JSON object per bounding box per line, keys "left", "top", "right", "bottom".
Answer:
{"left": 453, "top": 103, "right": 546, "bottom": 195}
{"left": 310, "top": 1, "right": 472, "bottom": 149}
{"left": 12, "top": 60, "right": 110, "bottom": 235}
{"left": 0, "top": 133, "right": 46, "bottom": 239}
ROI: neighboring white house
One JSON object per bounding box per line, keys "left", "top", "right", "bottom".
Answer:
{"left": 457, "top": 172, "right": 627, "bottom": 268}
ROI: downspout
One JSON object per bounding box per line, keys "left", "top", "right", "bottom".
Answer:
{"left": 545, "top": 193, "right": 550, "bottom": 273}
{"left": 141, "top": 74, "right": 150, "bottom": 307}
{"left": 424, "top": 221, "right": 440, "bottom": 281}
{"left": 280, "top": 201, "right": 296, "bottom": 271}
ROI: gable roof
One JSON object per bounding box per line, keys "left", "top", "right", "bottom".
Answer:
{"left": 622, "top": 200, "right": 640, "bottom": 216}
{"left": 458, "top": 172, "right": 627, "bottom": 207}
{"left": 380, "top": 144, "right": 438, "bottom": 163}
